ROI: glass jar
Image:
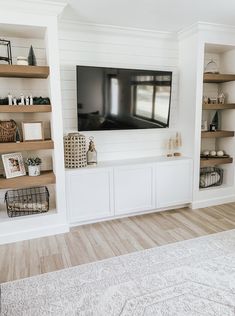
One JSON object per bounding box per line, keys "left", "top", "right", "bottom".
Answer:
{"left": 87, "top": 136, "right": 97, "bottom": 165}
{"left": 204, "top": 59, "right": 219, "bottom": 74}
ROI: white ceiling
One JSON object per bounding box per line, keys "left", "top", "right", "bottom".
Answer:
{"left": 61, "top": 0, "right": 235, "bottom": 32}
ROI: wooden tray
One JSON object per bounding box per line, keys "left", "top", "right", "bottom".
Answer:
{"left": 200, "top": 154, "right": 230, "bottom": 159}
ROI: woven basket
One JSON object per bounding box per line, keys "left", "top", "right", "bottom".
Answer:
{"left": 64, "top": 132, "right": 87, "bottom": 168}
{"left": 0, "top": 120, "right": 17, "bottom": 143}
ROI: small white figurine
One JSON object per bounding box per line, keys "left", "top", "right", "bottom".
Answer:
{"left": 218, "top": 93, "right": 225, "bottom": 104}
{"left": 8, "top": 92, "right": 13, "bottom": 105}
{"left": 13, "top": 97, "right": 17, "bottom": 106}
{"left": 25, "top": 96, "right": 29, "bottom": 105}
{"left": 20, "top": 94, "right": 25, "bottom": 105}
{"left": 29, "top": 95, "right": 33, "bottom": 106}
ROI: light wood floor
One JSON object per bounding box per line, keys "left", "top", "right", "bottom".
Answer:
{"left": 1, "top": 203, "right": 235, "bottom": 283}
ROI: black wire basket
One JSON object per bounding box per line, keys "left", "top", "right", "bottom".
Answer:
{"left": 5, "top": 186, "right": 49, "bottom": 217}
{"left": 200, "top": 167, "right": 223, "bottom": 188}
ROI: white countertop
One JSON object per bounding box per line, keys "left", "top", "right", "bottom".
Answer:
{"left": 65, "top": 155, "right": 192, "bottom": 172}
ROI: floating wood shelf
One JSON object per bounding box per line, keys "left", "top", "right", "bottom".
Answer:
{"left": 0, "top": 105, "right": 51, "bottom": 113}
{"left": 200, "top": 157, "right": 233, "bottom": 167}
{"left": 0, "top": 140, "right": 54, "bottom": 153}
{"left": 0, "top": 65, "right": 49, "bottom": 79}
{"left": 202, "top": 103, "right": 235, "bottom": 110}
{"left": 0, "top": 171, "right": 55, "bottom": 189}
{"left": 204, "top": 73, "right": 235, "bottom": 83}
{"left": 201, "top": 130, "right": 234, "bottom": 138}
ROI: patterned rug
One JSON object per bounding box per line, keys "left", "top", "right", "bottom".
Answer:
{"left": 2, "top": 229, "right": 235, "bottom": 315}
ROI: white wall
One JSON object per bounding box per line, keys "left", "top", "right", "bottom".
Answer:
{"left": 58, "top": 21, "right": 180, "bottom": 161}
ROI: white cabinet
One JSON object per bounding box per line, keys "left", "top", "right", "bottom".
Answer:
{"left": 66, "top": 168, "right": 114, "bottom": 223}
{"left": 66, "top": 157, "right": 193, "bottom": 225}
{"left": 114, "top": 164, "right": 154, "bottom": 215}
{"left": 156, "top": 160, "right": 192, "bottom": 208}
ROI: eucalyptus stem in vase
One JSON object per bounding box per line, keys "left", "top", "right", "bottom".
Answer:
{"left": 25, "top": 157, "right": 42, "bottom": 176}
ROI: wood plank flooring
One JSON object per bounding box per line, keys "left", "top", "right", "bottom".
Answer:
{"left": 1, "top": 203, "right": 235, "bottom": 283}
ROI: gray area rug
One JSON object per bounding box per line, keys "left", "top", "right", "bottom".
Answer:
{"left": 1, "top": 229, "right": 235, "bottom": 315}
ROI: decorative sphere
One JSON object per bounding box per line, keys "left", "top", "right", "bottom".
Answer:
{"left": 217, "top": 150, "right": 224, "bottom": 157}
{"left": 203, "top": 150, "right": 209, "bottom": 156}
{"left": 210, "top": 150, "right": 216, "bottom": 156}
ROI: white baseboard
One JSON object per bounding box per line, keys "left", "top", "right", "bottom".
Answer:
{"left": 0, "top": 224, "right": 69, "bottom": 245}
{"left": 191, "top": 195, "right": 235, "bottom": 209}
{"left": 69, "top": 204, "right": 189, "bottom": 227}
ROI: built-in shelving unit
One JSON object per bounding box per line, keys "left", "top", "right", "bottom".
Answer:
{"left": 0, "top": 64, "right": 55, "bottom": 191}
{"left": 0, "top": 5, "right": 68, "bottom": 245}
{"left": 200, "top": 44, "right": 235, "bottom": 193}
{"left": 0, "top": 171, "right": 55, "bottom": 189}
{"left": 0, "top": 64, "right": 49, "bottom": 78}
{"left": 0, "top": 140, "right": 54, "bottom": 153}
{"left": 201, "top": 130, "right": 234, "bottom": 138}
{"left": 0, "top": 105, "right": 52, "bottom": 113}
{"left": 0, "top": 61, "right": 55, "bottom": 219}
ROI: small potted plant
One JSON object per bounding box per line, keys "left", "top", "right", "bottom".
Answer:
{"left": 25, "top": 157, "right": 42, "bottom": 176}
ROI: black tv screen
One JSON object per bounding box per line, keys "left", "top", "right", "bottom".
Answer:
{"left": 76, "top": 66, "right": 172, "bottom": 131}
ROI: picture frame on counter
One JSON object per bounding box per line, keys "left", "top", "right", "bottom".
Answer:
{"left": 22, "top": 121, "right": 44, "bottom": 142}
{"left": 2, "top": 152, "right": 26, "bottom": 179}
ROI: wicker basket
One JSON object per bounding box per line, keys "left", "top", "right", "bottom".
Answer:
{"left": 5, "top": 186, "right": 49, "bottom": 217}
{"left": 200, "top": 167, "right": 223, "bottom": 188}
{"left": 0, "top": 120, "right": 17, "bottom": 142}
{"left": 64, "top": 132, "right": 87, "bottom": 168}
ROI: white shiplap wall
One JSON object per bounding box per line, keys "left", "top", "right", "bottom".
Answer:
{"left": 58, "top": 21, "right": 179, "bottom": 161}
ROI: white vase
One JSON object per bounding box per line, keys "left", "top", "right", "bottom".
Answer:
{"left": 28, "top": 165, "right": 40, "bottom": 176}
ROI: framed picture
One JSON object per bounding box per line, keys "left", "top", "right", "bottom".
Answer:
{"left": 22, "top": 121, "right": 44, "bottom": 142}
{"left": 2, "top": 152, "right": 26, "bottom": 179}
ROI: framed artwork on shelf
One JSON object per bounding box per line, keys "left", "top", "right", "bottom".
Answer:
{"left": 2, "top": 152, "right": 26, "bottom": 179}
{"left": 22, "top": 121, "right": 44, "bottom": 142}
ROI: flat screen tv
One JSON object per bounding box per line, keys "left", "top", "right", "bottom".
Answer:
{"left": 76, "top": 66, "right": 172, "bottom": 131}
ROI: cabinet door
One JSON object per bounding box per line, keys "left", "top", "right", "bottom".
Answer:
{"left": 156, "top": 160, "right": 192, "bottom": 208}
{"left": 66, "top": 168, "right": 114, "bottom": 224}
{"left": 114, "top": 164, "right": 154, "bottom": 215}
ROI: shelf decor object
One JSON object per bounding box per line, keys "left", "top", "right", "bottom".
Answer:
{"left": 166, "top": 137, "right": 174, "bottom": 157}
{"left": 16, "top": 56, "right": 28, "bottom": 66}
{"left": 201, "top": 153, "right": 229, "bottom": 159}
{"left": 22, "top": 121, "right": 44, "bottom": 142}
{"left": 0, "top": 39, "right": 12, "bottom": 64}
{"left": 2, "top": 152, "right": 26, "bottom": 179}
{"left": 28, "top": 45, "right": 37, "bottom": 66}
{"left": 0, "top": 120, "right": 17, "bottom": 142}
{"left": 25, "top": 157, "right": 42, "bottom": 177}
{"left": 87, "top": 136, "right": 97, "bottom": 165}
{"left": 64, "top": 132, "right": 87, "bottom": 168}
{"left": 173, "top": 132, "right": 182, "bottom": 156}
{"left": 5, "top": 186, "right": 49, "bottom": 217}
{"left": 204, "top": 59, "right": 219, "bottom": 74}
{"left": 200, "top": 167, "right": 223, "bottom": 188}
{"left": 210, "top": 111, "right": 219, "bottom": 131}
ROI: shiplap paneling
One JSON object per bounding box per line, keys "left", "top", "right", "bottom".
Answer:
{"left": 59, "top": 22, "right": 179, "bottom": 161}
